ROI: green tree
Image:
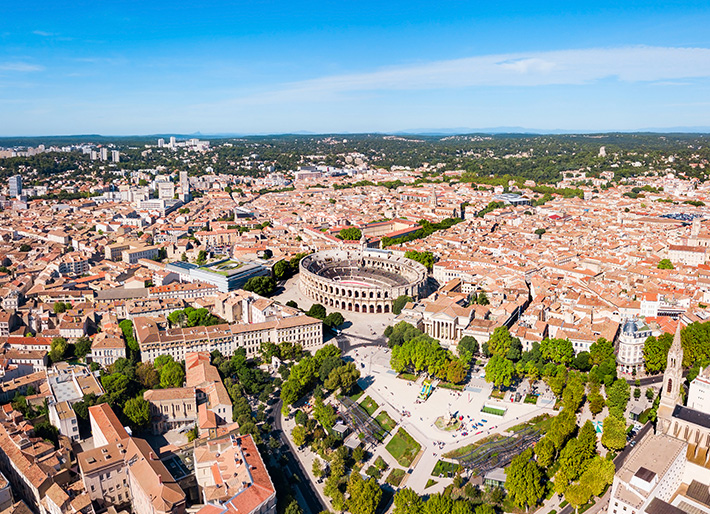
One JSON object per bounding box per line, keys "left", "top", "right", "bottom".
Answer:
{"left": 458, "top": 336, "right": 479, "bottom": 357}
{"left": 423, "top": 493, "right": 454, "bottom": 514}
{"left": 393, "top": 295, "right": 414, "bottom": 315}
{"left": 540, "top": 338, "right": 574, "bottom": 365}
{"left": 393, "top": 488, "right": 424, "bottom": 514}
{"left": 404, "top": 250, "right": 435, "bottom": 271}
{"left": 74, "top": 336, "right": 92, "bottom": 359}
{"left": 488, "top": 326, "right": 514, "bottom": 357}
{"left": 579, "top": 456, "right": 615, "bottom": 497}
{"left": 601, "top": 415, "right": 627, "bottom": 451}
{"left": 313, "top": 397, "right": 336, "bottom": 430}
{"left": 124, "top": 397, "right": 150, "bottom": 430}
{"left": 657, "top": 259, "right": 674, "bottom": 269}
{"left": 19, "top": 244, "right": 32, "bottom": 252}
{"left": 49, "top": 337, "right": 68, "bottom": 363}
{"left": 160, "top": 361, "right": 185, "bottom": 388}
{"left": 292, "top": 425, "right": 307, "bottom": 447}
{"left": 565, "top": 483, "right": 592, "bottom": 514}
{"left": 136, "top": 362, "right": 161, "bottom": 388}
{"left": 324, "top": 362, "right": 360, "bottom": 394}
{"left": 606, "top": 379, "right": 631, "bottom": 419}
{"left": 323, "top": 312, "right": 345, "bottom": 328}
{"left": 589, "top": 337, "right": 615, "bottom": 365}
{"left": 196, "top": 250, "right": 208, "bottom": 265}
{"left": 534, "top": 437, "right": 556, "bottom": 468}
{"left": 446, "top": 360, "right": 466, "bottom": 384}
{"left": 339, "top": 227, "right": 362, "bottom": 240}
{"left": 347, "top": 474, "right": 382, "bottom": 514}
{"left": 243, "top": 276, "right": 277, "bottom": 297}
{"left": 485, "top": 354, "right": 515, "bottom": 387}
{"left": 53, "top": 301, "right": 67, "bottom": 314}
{"left": 506, "top": 448, "right": 545, "bottom": 510}
{"left": 312, "top": 458, "right": 324, "bottom": 478}
{"left": 306, "top": 303, "right": 327, "bottom": 320}
{"left": 643, "top": 332, "right": 673, "bottom": 374}
{"left": 273, "top": 259, "right": 290, "bottom": 279}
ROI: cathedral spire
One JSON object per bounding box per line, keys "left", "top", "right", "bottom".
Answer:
{"left": 660, "top": 320, "right": 684, "bottom": 412}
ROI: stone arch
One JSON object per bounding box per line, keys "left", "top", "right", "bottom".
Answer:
{"left": 667, "top": 378, "right": 673, "bottom": 394}
{"left": 384, "top": 304, "right": 390, "bottom": 313}
{"left": 377, "top": 305, "right": 382, "bottom": 313}
{"left": 348, "top": 303, "right": 352, "bottom": 311}
{"left": 369, "top": 305, "right": 375, "bottom": 313}
{"left": 355, "top": 304, "right": 360, "bottom": 312}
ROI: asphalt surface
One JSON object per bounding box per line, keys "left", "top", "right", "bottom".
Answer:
{"left": 625, "top": 370, "right": 689, "bottom": 387}
{"left": 271, "top": 398, "right": 326, "bottom": 514}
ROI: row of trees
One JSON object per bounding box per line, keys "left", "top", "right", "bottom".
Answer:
{"left": 280, "top": 344, "right": 360, "bottom": 406}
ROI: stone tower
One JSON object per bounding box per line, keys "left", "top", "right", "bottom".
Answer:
{"left": 692, "top": 217, "right": 701, "bottom": 237}
{"left": 658, "top": 321, "right": 684, "bottom": 434}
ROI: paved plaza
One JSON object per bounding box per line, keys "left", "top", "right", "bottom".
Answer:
{"left": 345, "top": 345, "right": 557, "bottom": 493}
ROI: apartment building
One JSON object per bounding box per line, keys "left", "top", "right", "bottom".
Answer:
{"left": 148, "top": 282, "right": 219, "bottom": 301}
{"left": 91, "top": 333, "right": 126, "bottom": 367}
{"left": 194, "top": 434, "right": 276, "bottom": 514}
{"left": 143, "top": 388, "right": 197, "bottom": 434}
{"left": 48, "top": 400, "right": 79, "bottom": 441}
{"left": 123, "top": 245, "right": 160, "bottom": 264}
{"left": 135, "top": 315, "right": 322, "bottom": 363}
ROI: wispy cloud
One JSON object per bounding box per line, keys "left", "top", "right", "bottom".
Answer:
{"left": 230, "top": 45, "right": 710, "bottom": 104}
{"left": 32, "top": 30, "right": 55, "bottom": 37}
{"left": 0, "top": 62, "right": 43, "bottom": 72}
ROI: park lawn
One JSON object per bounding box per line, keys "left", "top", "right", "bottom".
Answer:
{"left": 425, "top": 479, "right": 438, "bottom": 489}
{"left": 359, "top": 396, "right": 379, "bottom": 416}
{"left": 431, "top": 460, "right": 462, "bottom": 477}
{"left": 386, "top": 468, "right": 407, "bottom": 487}
{"left": 375, "top": 410, "right": 397, "bottom": 432}
{"left": 481, "top": 405, "right": 506, "bottom": 416}
{"left": 524, "top": 394, "right": 538, "bottom": 404}
{"left": 398, "top": 372, "right": 418, "bottom": 381}
{"left": 386, "top": 428, "right": 422, "bottom": 468}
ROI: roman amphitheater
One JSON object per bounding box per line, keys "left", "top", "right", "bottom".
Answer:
{"left": 299, "top": 249, "right": 428, "bottom": 314}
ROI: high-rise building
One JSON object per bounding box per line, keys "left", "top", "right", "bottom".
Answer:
{"left": 179, "top": 171, "right": 191, "bottom": 202}
{"left": 170, "top": 136, "right": 176, "bottom": 148}
{"left": 157, "top": 138, "right": 165, "bottom": 148}
{"left": 111, "top": 150, "right": 120, "bottom": 163}
{"left": 8, "top": 175, "right": 21, "bottom": 198}
{"left": 100, "top": 147, "right": 108, "bottom": 161}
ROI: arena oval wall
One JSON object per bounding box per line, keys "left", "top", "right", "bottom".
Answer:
{"left": 299, "top": 249, "right": 428, "bottom": 314}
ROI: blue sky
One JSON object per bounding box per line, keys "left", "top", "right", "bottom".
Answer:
{"left": 3, "top": 0, "right": 710, "bottom": 135}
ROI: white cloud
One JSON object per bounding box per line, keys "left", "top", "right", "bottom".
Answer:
{"left": 0, "top": 62, "right": 43, "bottom": 72}
{"left": 236, "top": 45, "right": 710, "bottom": 103}
{"left": 32, "top": 30, "right": 55, "bottom": 37}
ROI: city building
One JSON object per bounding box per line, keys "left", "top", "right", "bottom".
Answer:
{"left": 194, "top": 434, "right": 276, "bottom": 514}
{"left": 143, "top": 388, "right": 197, "bottom": 434}
{"left": 8, "top": 176, "right": 21, "bottom": 199}
{"left": 617, "top": 318, "right": 652, "bottom": 375}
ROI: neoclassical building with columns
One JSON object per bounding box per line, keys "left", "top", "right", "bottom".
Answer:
{"left": 299, "top": 249, "right": 428, "bottom": 314}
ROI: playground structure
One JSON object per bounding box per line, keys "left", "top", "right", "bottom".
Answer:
{"left": 453, "top": 426, "right": 543, "bottom": 475}
{"left": 418, "top": 380, "right": 434, "bottom": 401}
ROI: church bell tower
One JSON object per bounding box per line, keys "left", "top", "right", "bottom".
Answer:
{"left": 658, "top": 321, "right": 684, "bottom": 433}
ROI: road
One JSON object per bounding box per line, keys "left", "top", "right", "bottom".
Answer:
{"left": 271, "top": 398, "right": 326, "bottom": 514}
{"left": 624, "top": 370, "right": 688, "bottom": 387}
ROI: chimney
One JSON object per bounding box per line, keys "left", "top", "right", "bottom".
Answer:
{"left": 149, "top": 452, "right": 156, "bottom": 460}
{"left": 158, "top": 474, "right": 162, "bottom": 484}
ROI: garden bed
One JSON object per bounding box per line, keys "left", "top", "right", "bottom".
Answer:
{"left": 431, "top": 460, "right": 462, "bottom": 477}
{"left": 386, "top": 468, "right": 407, "bottom": 487}
{"left": 386, "top": 428, "right": 422, "bottom": 468}
{"left": 359, "top": 396, "right": 379, "bottom": 416}
{"left": 375, "top": 410, "right": 397, "bottom": 432}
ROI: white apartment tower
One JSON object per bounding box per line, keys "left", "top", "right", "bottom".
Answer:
{"left": 157, "top": 138, "right": 165, "bottom": 148}
{"left": 111, "top": 150, "right": 120, "bottom": 163}
{"left": 8, "top": 175, "right": 21, "bottom": 198}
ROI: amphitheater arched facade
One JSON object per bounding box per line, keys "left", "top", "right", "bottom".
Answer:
{"left": 299, "top": 249, "right": 428, "bottom": 314}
